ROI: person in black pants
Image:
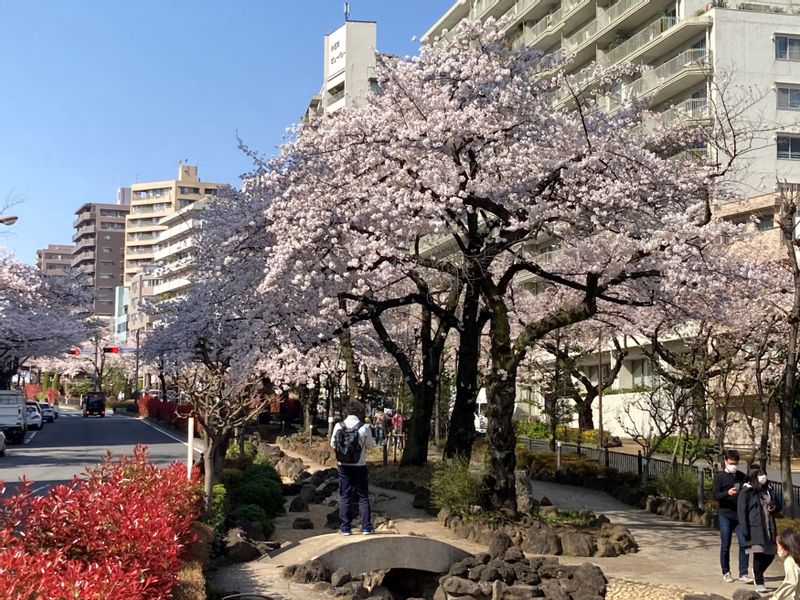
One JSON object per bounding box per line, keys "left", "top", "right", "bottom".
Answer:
{"left": 738, "top": 465, "right": 780, "bottom": 594}
{"left": 713, "top": 449, "right": 750, "bottom": 584}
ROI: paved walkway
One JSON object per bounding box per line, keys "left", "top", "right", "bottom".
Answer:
{"left": 532, "top": 480, "right": 785, "bottom": 597}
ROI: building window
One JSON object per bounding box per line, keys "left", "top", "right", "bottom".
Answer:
{"left": 756, "top": 214, "right": 775, "bottom": 230}
{"left": 103, "top": 235, "right": 112, "bottom": 240}
{"left": 100, "top": 260, "right": 114, "bottom": 267}
{"left": 778, "top": 85, "right": 800, "bottom": 110}
{"left": 178, "top": 199, "right": 193, "bottom": 209}
{"left": 179, "top": 186, "right": 200, "bottom": 194}
{"left": 99, "top": 273, "right": 113, "bottom": 280}
{"left": 630, "top": 358, "right": 653, "bottom": 388}
{"left": 776, "top": 35, "right": 800, "bottom": 61}
{"left": 102, "top": 247, "right": 113, "bottom": 254}
{"left": 778, "top": 135, "right": 800, "bottom": 159}
{"left": 204, "top": 188, "right": 218, "bottom": 195}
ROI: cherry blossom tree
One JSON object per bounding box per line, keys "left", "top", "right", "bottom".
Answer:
{"left": 0, "top": 249, "right": 90, "bottom": 389}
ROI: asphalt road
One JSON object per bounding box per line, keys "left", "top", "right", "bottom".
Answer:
{"left": 0, "top": 406, "right": 194, "bottom": 496}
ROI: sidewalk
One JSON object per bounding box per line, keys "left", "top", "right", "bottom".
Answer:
{"left": 531, "top": 479, "right": 785, "bottom": 597}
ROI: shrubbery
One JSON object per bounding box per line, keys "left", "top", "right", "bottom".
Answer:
{"left": 514, "top": 420, "right": 608, "bottom": 446}
{"left": 229, "top": 504, "right": 275, "bottom": 538}
{"left": 430, "top": 458, "right": 482, "bottom": 517}
{"left": 0, "top": 445, "right": 203, "bottom": 599}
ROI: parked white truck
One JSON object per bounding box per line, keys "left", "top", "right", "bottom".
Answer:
{"left": 0, "top": 390, "right": 27, "bottom": 444}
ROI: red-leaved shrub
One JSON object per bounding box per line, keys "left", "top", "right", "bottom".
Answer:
{"left": 0, "top": 445, "right": 203, "bottom": 600}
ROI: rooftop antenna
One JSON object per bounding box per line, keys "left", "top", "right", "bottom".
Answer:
{"left": 344, "top": 2, "right": 350, "bottom": 21}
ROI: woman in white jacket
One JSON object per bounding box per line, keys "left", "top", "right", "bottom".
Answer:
{"left": 773, "top": 528, "right": 800, "bottom": 600}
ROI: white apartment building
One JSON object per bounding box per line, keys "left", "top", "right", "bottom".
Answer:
{"left": 303, "top": 20, "right": 378, "bottom": 122}
{"left": 151, "top": 200, "right": 209, "bottom": 297}
{"left": 124, "top": 164, "right": 223, "bottom": 285}
{"left": 425, "top": 0, "right": 800, "bottom": 198}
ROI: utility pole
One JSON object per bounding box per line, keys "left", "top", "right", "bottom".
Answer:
{"left": 134, "top": 328, "right": 141, "bottom": 398}
{"left": 598, "top": 330, "right": 604, "bottom": 448}
{"left": 93, "top": 334, "right": 100, "bottom": 392}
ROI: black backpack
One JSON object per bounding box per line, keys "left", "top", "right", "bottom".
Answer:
{"left": 334, "top": 421, "right": 363, "bottom": 464}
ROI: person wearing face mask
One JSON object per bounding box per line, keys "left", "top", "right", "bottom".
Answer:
{"left": 772, "top": 528, "right": 800, "bottom": 600}
{"left": 713, "top": 450, "right": 751, "bottom": 583}
{"left": 739, "top": 466, "right": 780, "bottom": 593}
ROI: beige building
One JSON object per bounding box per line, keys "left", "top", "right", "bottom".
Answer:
{"left": 72, "top": 193, "right": 130, "bottom": 317}
{"left": 425, "top": 0, "right": 800, "bottom": 199}
{"left": 124, "top": 164, "right": 223, "bottom": 285}
{"left": 303, "top": 20, "right": 378, "bottom": 122}
{"left": 151, "top": 199, "right": 210, "bottom": 298}
{"left": 36, "top": 244, "right": 75, "bottom": 276}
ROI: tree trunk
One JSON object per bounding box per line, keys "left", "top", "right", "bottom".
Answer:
{"left": 445, "top": 284, "right": 481, "bottom": 461}
{"left": 339, "top": 300, "right": 360, "bottom": 403}
{"left": 0, "top": 363, "right": 15, "bottom": 390}
{"left": 780, "top": 318, "right": 799, "bottom": 517}
{"left": 401, "top": 309, "right": 445, "bottom": 467}
{"left": 483, "top": 299, "right": 518, "bottom": 514}
{"left": 690, "top": 385, "right": 708, "bottom": 438}
{"left": 576, "top": 391, "right": 597, "bottom": 430}
{"left": 203, "top": 430, "right": 230, "bottom": 514}
{"left": 759, "top": 397, "right": 771, "bottom": 471}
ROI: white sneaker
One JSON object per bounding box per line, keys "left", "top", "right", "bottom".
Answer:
{"left": 754, "top": 583, "right": 768, "bottom": 593}
{"left": 722, "top": 573, "right": 734, "bottom": 583}
{"left": 739, "top": 575, "right": 754, "bottom": 584}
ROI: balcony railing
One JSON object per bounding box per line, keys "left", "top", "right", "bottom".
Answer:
{"left": 602, "top": 17, "right": 678, "bottom": 65}
{"left": 602, "top": 0, "right": 646, "bottom": 25}
{"left": 563, "top": 18, "right": 598, "bottom": 52}
{"left": 328, "top": 90, "right": 345, "bottom": 105}
{"left": 660, "top": 98, "right": 710, "bottom": 125}
{"left": 528, "top": 7, "right": 564, "bottom": 44}
{"left": 472, "top": 0, "right": 500, "bottom": 19}
{"left": 625, "top": 48, "right": 711, "bottom": 100}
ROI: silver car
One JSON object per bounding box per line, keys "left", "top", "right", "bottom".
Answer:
{"left": 0, "top": 431, "right": 6, "bottom": 456}
{"left": 38, "top": 401, "right": 55, "bottom": 423}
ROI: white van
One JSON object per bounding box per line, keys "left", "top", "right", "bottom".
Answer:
{"left": 475, "top": 389, "right": 488, "bottom": 433}
{"left": 0, "top": 390, "right": 27, "bottom": 444}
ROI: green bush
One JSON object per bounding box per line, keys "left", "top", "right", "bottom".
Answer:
{"left": 234, "top": 465, "right": 284, "bottom": 517}
{"left": 207, "top": 483, "right": 228, "bottom": 533}
{"left": 226, "top": 440, "right": 258, "bottom": 462}
{"left": 656, "top": 436, "right": 718, "bottom": 464}
{"left": 244, "top": 462, "right": 281, "bottom": 484}
{"left": 220, "top": 468, "right": 244, "bottom": 488}
{"left": 228, "top": 504, "right": 275, "bottom": 539}
{"left": 430, "top": 458, "right": 482, "bottom": 517}
{"left": 654, "top": 466, "right": 702, "bottom": 504}
{"left": 514, "top": 420, "right": 549, "bottom": 439}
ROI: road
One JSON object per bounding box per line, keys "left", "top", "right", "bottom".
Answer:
{"left": 0, "top": 406, "right": 195, "bottom": 496}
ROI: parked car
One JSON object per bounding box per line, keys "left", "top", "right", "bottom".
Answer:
{"left": 0, "top": 431, "right": 5, "bottom": 456}
{"left": 26, "top": 404, "right": 43, "bottom": 431}
{"left": 0, "top": 390, "right": 27, "bottom": 444}
{"left": 82, "top": 392, "right": 106, "bottom": 418}
{"left": 38, "top": 401, "right": 56, "bottom": 423}
{"left": 50, "top": 402, "right": 59, "bottom": 420}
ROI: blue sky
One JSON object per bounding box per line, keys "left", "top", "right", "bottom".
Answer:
{"left": 0, "top": 0, "right": 454, "bottom": 263}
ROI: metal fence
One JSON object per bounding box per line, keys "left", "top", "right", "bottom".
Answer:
{"left": 514, "top": 436, "right": 800, "bottom": 505}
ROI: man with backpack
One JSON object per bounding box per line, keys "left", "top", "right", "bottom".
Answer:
{"left": 330, "top": 401, "right": 376, "bottom": 535}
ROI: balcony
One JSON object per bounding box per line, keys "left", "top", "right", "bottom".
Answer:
{"left": 472, "top": 0, "right": 501, "bottom": 19}
{"left": 660, "top": 98, "right": 710, "bottom": 126}
{"left": 625, "top": 48, "right": 712, "bottom": 106}
{"left": 563, "top": 18, "right": 598, "bottom": 53}
{"left": 127, "top": 233, "right": 159, "bottom": 243}
{"left": 602, "top": 17, "right": 677, "bottom": 66}
{"left": 526, "top": 8, "right": 564, "bottom": 47}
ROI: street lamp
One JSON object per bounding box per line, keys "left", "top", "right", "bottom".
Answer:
{"left": 0, "top": 215, "right": 18, "bottom": 226}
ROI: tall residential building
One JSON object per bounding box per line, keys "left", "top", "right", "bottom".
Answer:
{"left": 424, "top": 0, "right": 800, "bottom": 198}
{"left": 71, "top": 194, "right": 130, "bottom": 317}
{"left": 124, "top": 164, "right": 224, "bottom": 285}
{"left": 303, "top": 20, "right": 378, "bottom": 122}
{"left": 36, "top": 244, "right": 75, "bottom": 276}
{"left": 151, "top": 199, "right": 210, "bottom": 297}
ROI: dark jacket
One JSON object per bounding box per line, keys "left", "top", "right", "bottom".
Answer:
{"left": 713, "top": 470, "right": 746, "bottom": 520}
{"left": 738, "top": 484, "right": 778, "bottom": 549}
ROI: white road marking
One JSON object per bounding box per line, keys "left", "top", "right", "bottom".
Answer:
{"left": 23, "top": 431, "right": 37, "bottom": 445}
{"left": 138, "top": 418, "right": 202, "bottom": 454}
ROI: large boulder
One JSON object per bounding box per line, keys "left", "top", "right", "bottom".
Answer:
{"left": 521, "top": 522, "right": 561, "bottom": 555}
{"left": 559, "top": 532, "right": 595, "bottom": 557}
{"left": 488, "top": 531, "right": 514, "bottom": 560}
{"left": 289, "top": 495, "right": 310, "bottom": 512}
{"left": 223, "top": 527, "right": 261, "bottom": 562}
{"left": 515, "top": 471, "right": 537, "bottom": 515}
{"left": 292, "top": 517, "right": 314, "bottom": 530}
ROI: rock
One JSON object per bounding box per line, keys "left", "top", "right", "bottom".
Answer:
{"left": 467, "top": 564, "right": 486, "bottom": 581}
{"left": 593, "top": 538, "right": 618, "bottom": 558}
{"left": 282, "top": 482, "right": 302, "bottom": 496}
{"left": 441, "top": 576, "right": 481, "bottom": 596}
{"left": 732, "top": 591, "right": 762, "bottom": 600}
{"left": 676, "top": 499, "right": 694, "bottom": 521}
{"left": 540, "top": 496, "right": 553, "bottom": 506}
{"left": 299, "top": 483, "right": 317, "bottom": 502}
{"left": 331, "top": 568, "right": 352, "bottom": 588}
{"left": 291, "top": 559, "right": 330, "bottom": 584}
{"left": 292, "top": 517, "right": 314, "bottom": 530}
{"left": 539, "top": 578, "right": 570, "bottom": 600}
{"left": 438, "top": 507, "right": 453, "bottom": 526}
{"left": 559, "top": 532, "right": 595, "bottom": 557}
{"left": 289, "top": 495, "right": 310, "bottom": 512}
{"left": 333, "top": 581, "right": 368, "bottom": 598}
{"left": 488, "top": 531, "right": 514, "bottom": 560}
{"left": 537, "top": 563, "right": 576, "bottom": 580}
{"left": 511, "top": 563, "right": 540, "bottom": 585}
{"left": 539, "top": 505, "right": 559, "bottom": 516}
{"left": 282, "top": 564, "right": 297, "bottom": 579}
{"left": 521, "top": 522, "right": 561, "bottom": 555}
{"left": 223, "top": 527, "right": 261, "bottom": 562}
{"left": 571, "top": 562, "right": 606, "bottom": 598}
{"left": 515, "top": 471, "right": 537, "bottom": 515}
{"left": 315, "top": 479, "right": 339, "bottom": 502}
{"left": 595, "top": 514, "right": 610, "bottom": 525}
{"left": 645, "top": 495, "right": 662, "bottom": 513}
{"left": 501, "top": 584, "right": 543, "bottom": 599}
{"left": 448, "top": 559, "right": 470, "bottom": 577}
{"left": 327, "top": 507, "right": 341, "bottom": 528}
{"left": 503, "top": 546, "right": 525, "bottom": 563}
{"left": 312, "top": 581, "right": 334, "bottom": 595}
{"left": 605, "top": 525, "right": 638, "bottom": 553}
{"left": 413, "top": 488, "right": 431, "bottom": 510}
{"left": 234, "top": 519, "right": 265, "bottom": 541}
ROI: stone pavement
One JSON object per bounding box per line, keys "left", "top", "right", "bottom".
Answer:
{"left": 531, "top": 479, "right": 785, "bottom": 598}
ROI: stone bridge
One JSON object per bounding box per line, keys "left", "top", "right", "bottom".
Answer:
{"left": 265, "top": 533, "right": 472, "bottom": 574}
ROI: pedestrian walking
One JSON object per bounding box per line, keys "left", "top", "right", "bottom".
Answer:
{"left": 773, "top": 528, "right": 800, "bottom": 600}
{"left": 391, "top": 409, "right": 405, "bottom": 450}
{"left": 713, "top": 450, "right": 752, "bottom": 584}
{"left": 373, "top": 409, "right": 385, "bottom": 446}
{"left": 739, "top": 466, "right": 780, "bottom": 594}
{"left": 330, "top": 401, "right": 376, "bottom": 536}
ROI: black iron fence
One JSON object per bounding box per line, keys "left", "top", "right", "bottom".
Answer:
{"left": 518, "top": 436, "right": 800, "bottom": 507}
